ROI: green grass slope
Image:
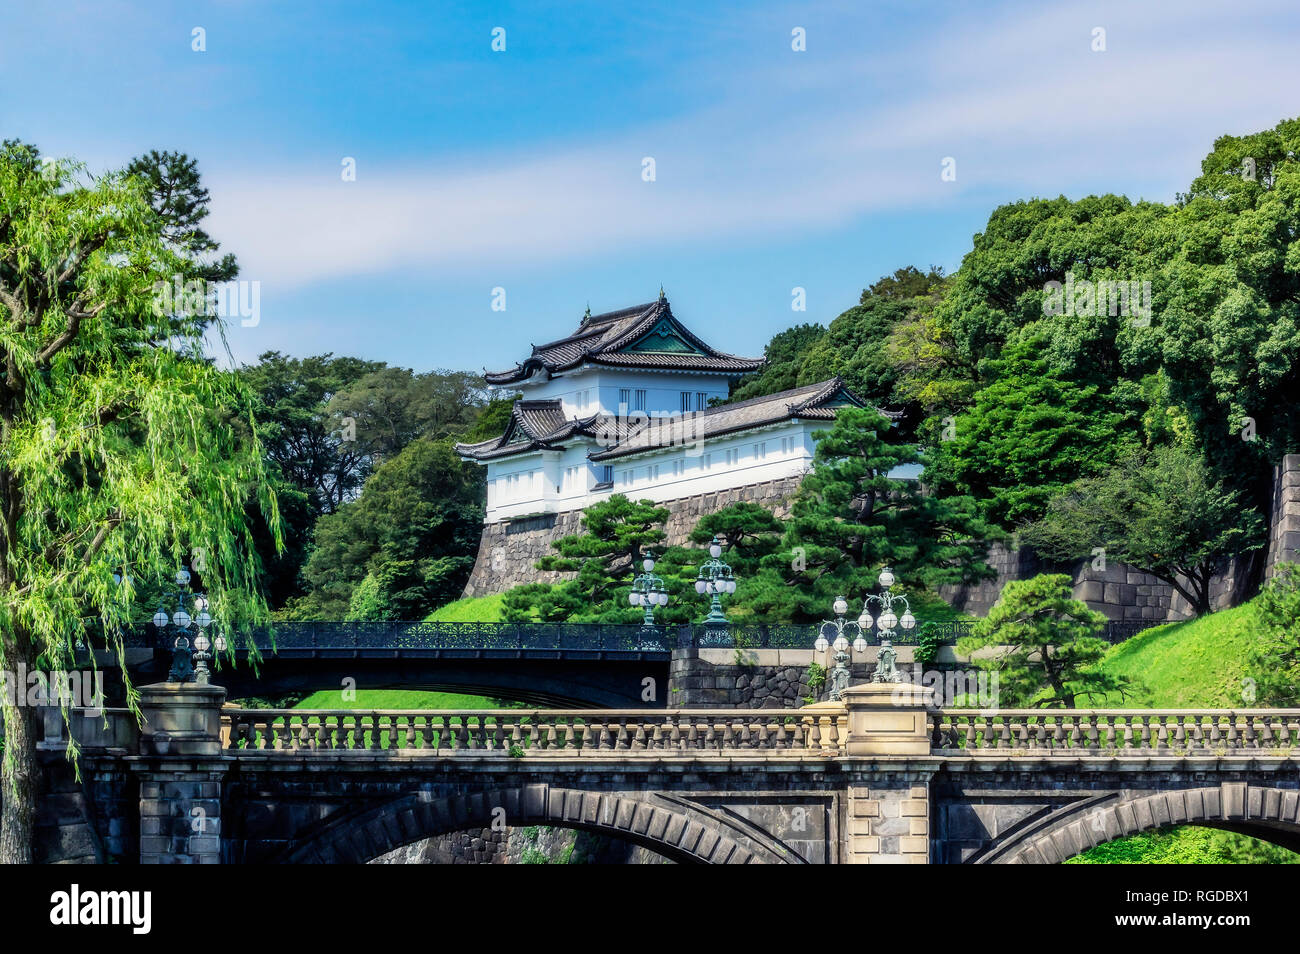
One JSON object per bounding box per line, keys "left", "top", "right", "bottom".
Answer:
{"left": 1073, "top": 596, "right": 1298, "bottom": 863}
{"left": 1092, "top": 601, "right": 1257, "bottom": 708}
{"left": 293, "top": 689, "right": 499, "bottom": 710}
{"left": 425, "top": 593, "right": 505, "bottom": 622}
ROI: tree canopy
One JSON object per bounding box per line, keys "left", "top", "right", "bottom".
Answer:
{"left": 0, "top": 142, "right": 277, "bottom": 861}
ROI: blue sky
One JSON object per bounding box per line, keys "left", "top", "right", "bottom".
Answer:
{"left": 2, "top": 0, "right": 1298, "bottom": 374}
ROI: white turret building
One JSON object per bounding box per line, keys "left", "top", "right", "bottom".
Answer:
{"left": 456, "top": 293, "right": 894, "bottom": 524}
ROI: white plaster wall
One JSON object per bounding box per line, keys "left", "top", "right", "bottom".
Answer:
{"left": 482, "top": 419, "right": 826, "bottom": 521}
{"left": 510, "top": 368, "right": 732, "bottom": 418}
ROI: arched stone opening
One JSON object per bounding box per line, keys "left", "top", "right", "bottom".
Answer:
{"left": 977, "top": 785, "right": 1300, "bottom": 863}
{"left": 277, "top": 783, "right": 797, "bottom": 864}
{"left": 370, "top": 824, "right": 675, "bottom": 864}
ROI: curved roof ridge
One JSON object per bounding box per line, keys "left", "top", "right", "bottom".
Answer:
{"left": 484, "top": 295, "right": 763, "bottom": 385}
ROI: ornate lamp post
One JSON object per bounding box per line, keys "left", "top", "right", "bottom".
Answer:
{"left": 859, "top": 567, "right": 916, "bottom": 684}
{"left": 629, "top": 550, "right": 669, "bottom": 650}
{"left": 629, "top": 550, "right": 669, "bottom": 648}
{"left": 694, "top": 536, "right": 737, "bottom": 625}
{"left": 154, "top": 567, "right": 225, "bottom": 686}
{"left": 815, "top": 595, "right": 868, "bottom": 701}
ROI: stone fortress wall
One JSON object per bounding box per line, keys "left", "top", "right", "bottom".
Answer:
{"left": 462, "top": 476, "right": 804, "bottom": 597}
{"left": 463, "top": 455, "right": 1300, "bottom": 623}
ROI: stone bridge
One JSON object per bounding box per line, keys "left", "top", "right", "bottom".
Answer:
{"left": 32, "top": 682, "right": 1300, "bottom": 864}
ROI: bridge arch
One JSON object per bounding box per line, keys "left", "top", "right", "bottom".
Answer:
{"left": 276, "top": 783, "right": 800, "bottom": 864}
{"left": 975, "top": 785, "right": 1300, "bottom": 863}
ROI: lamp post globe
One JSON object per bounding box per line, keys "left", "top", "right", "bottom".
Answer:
{"left": 155, "top": 566, "right": 223, "bottom": 685}
{"left": 818, "top": 596, "right": 864, "bottom": 701}
{"left": 815, "top": 566, "right": 916, "bottom": 696}
{"left": 696, "top": 536, "right": 738, "bottom": 627}
{"left": 629, "top": 550, "right": 669, "bottom": 647}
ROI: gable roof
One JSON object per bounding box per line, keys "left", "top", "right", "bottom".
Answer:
{"left": 588, "top": 376, "right": 886, "bottom": 461}
{"left": 484, "top": 296, "right": 764, "bottom": 385}
{"left": 456, "top": 377, "right": 894, "bottom": 464}
{"left": 454, "top": 399, "right": 602, "bottom": 461}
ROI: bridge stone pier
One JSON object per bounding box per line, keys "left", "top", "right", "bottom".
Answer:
{"left": 32, "top": 682, "right": 1300, "bottom": 864}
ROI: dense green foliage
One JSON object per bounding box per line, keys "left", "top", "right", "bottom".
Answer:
{"left": 238, "top": 352, "right": 493, "bottom": 615}
{"left": 290, "top": 439, "right": 483, "bottom": 620}
{"left": 0, "top": 142, "right": 278, "bottom": 861}
{"left": 1249, "top": 562, "right": 1300, "bottom": 705}
{"left": 927, "top": 335, "right": 1131, "bottom": 527}
{"left": 1025, "top": 447, "right": 1264, "bottom": 615}
{"left": 1068, "top": 826, "right": 1300, "bottom": 864}
{"left": 745, "top": 406, "right": 995, "bottom": 621}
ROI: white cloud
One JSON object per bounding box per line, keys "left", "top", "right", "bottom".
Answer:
{"left": 204, "top": 0, "right": 1300, "bottom": 289}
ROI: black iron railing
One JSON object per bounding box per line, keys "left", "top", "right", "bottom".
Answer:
{"left": 137, "top": 618, "right": 1154, "bottom": 653}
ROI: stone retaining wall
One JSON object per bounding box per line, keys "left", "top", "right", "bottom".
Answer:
{"left": 940, "top": 453, "right": 1300, "bottom": 621}
{"left": 1267, "top": 455, "right": 1300, "bottom": 579}
{"left": 462, "top": 476, "right": 803, "bottom": 597}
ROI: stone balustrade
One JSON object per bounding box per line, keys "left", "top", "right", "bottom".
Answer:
{"left": 34, "top": 686, "right": 1300, "bottom": 865}
{"left": 222, "top": 708, "right": 847, "bottom": 755}
{"left": 931, "top": 709, "right": 1300, "bottom": 755}
{"left": 44, "top": 703, "right": 1300, "bottom": 761}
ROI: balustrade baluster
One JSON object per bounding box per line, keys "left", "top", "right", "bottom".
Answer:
{"left": 1174, "top": 715, "right": 1189, "bottom": 751}
{"left": 1084, "top": 715, "right": 1099, "bottom": 752}
{"left": 664, "top": 715, "right": 681, "bottom": 751}
{"left": 1138, "top": 716, "right": 1151, "bottom": 750}
{"left": 648, "top": 719, "right": 665, "bottom": 750}
{"left": 1260, "top": 717, "right": 1276, "bottom": 750}
{"left": 996, "top": 720, "right": 1011, "bottom": 750}
{"left": 1155, "top": 715, "right": 1169, "bottom": 752}
{"left": 1101, "top": 717, "right": 1115, "bottom": 751}
{"left": 1012, "top": 719, "right": 1028, "bottom": 751}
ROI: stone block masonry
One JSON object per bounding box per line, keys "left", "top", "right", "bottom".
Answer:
{"left": 462, "top": 475, "right": 803, "bottom": 597}
{"left": 941, "top": 452, "right": 1300, "bottom": 621}
{"left": 1267, "top": 454, "right": 1300, "bottom": 579}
